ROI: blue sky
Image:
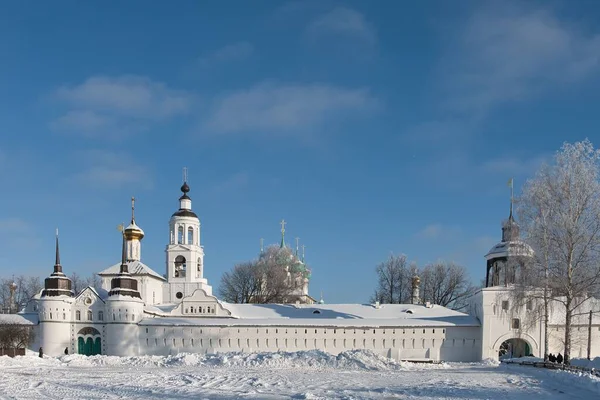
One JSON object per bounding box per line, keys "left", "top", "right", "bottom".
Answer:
{"left": 1, "top": 1, "right": 599, "bottom": 302}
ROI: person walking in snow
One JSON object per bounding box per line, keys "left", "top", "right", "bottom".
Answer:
{"left": 548, "top": 353, "right": 555, "bottom": 362}
{"left": 556, "top": 353, "right": 563, "bottom": 364}
{"left": 38, "top": 347, "right": 43, "bottom": 358}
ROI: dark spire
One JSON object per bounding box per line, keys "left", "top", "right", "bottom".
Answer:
{"left": 42, "top": 229, "right": 73, "bottom": 297}
{"left": 54, "top": 228, "right": 62, "bottom": 273}
{"left": 120, "top": 230, "right": 128, "bottom": 274}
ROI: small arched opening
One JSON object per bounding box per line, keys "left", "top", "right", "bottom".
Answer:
{"left": 177, "top": 226, "right": 184, "bottom": 244}
{"left": 187, "top": 227, "right": 194, "bottom": 245}
{"left": 174, "top": 255, "right": 187, "bottom": 278}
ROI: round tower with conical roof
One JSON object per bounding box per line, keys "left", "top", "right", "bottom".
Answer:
{"left": 485, "top": 181, "right": 534, "bottom": 287}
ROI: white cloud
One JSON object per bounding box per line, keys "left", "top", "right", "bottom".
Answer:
{"left": 74, "top": 150, "right": 153, "bottom": 189}
{"left": 416, "top": 224, "right": 461, "bottom": 240}
{"left": 51, "top": 75, "right": 193, "bottom": 138}
{"left": 207, "top": 82, "right": 377, "bottom": 134}
{"left": 56, "top": 76, "right": 192, "bottom": 118}
{"left": 445, "top": 4, "right": 600, "bottom": 112}
{"left": 307, "top": 7, "right": 376, "bottom": 45}
{"left": 198, "top": 42, "right": 254, "bottom": 67}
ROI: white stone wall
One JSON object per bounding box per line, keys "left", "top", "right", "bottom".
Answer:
{"left": 136, "top": 324, "right": 481, "bottom": 361}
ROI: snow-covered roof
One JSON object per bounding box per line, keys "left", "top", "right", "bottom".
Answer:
{"left": 98, "top": 261, "right": 165, "bottom": 281}
{"left": 0, "top": 313, "right": 38, "bottom": 325}
{"left": 140, "top": 303, "right": 480, "bottom": 327}
{"left": 485, "top": 240, "right": 534, "bottom": 260}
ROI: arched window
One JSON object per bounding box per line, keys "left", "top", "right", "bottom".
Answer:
{"left": 174, "top": 255, "right": 187, "bottom": 277}
{"left": 197, "top": 257, "right": 202, "bottom": 273}
{"left": 87, "top": 310, "right": 93, "bottom": 321}
{"left": 76, "top": 310, "right": 81, "bottom": 321}
{"left": 98, "top": 311, "right": 104, "bottom": 321}
{"left": 187, "top": 227, "right": 193, "bottom": 245}
{"left": 177, "top": 226, "right": 184, "bottom": 244}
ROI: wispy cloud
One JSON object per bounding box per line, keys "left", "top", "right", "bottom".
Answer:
{"left": 197, "top": 42, "right": 254, "bottom": 67}
{"left": 415, "top": 223, "right": 461, "bottom": 240}
{"left": 206, "top": 82, "right": 378, "bottom": 135}
{"left": 51, "top": 75, "right": 193, "bottom": 138}
{"left": 306, "top": 7, "right": 376, "bottom": 46}
{"left": 444, "top": 4, "right": 600, "bottom": 113}
{"left": 210, "top": 171, "right": 250, "bottom": 195}
{"left": 74, "top": 150, "right": 153, "bottom": 189}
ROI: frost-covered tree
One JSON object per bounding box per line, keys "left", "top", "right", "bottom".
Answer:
{"left": 219, "top": 245, "right": 311, "bottom": 304}
{"left": 0, "top": 276, "right": 42, "bottom": 313}
{"left": 518, "top": 140, "right": 600, "bottom": 364}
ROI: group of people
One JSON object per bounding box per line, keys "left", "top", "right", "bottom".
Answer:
{"left": 548, "top": 353, "right": 564, "bottom": 363}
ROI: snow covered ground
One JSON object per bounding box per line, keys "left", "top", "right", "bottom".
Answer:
{"left": 1, "top": 350, "right": 599, "bottom": 399}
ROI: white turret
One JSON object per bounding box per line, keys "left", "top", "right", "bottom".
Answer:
{"left": 164, "top": 170, "right": 212, "bottom": 302}
{"left": 124, "top": 197, "right": 144, "bottom": 262}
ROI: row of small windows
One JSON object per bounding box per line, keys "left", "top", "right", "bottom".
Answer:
{"left": 144, "top": 327, "right": 447, "bottom": 336}
{"left": 495, "top": 300, "right": 534, "bottom": 314}
{"left": 143, "top": 337, "right": 473, "bottom": 349}
{"left": 184, "top": 306, "right": 215, "bottom": 314}
{"left": 44, "top": 310, "right": 134, "bottom": 322}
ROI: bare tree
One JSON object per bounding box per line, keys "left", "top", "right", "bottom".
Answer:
{"left": 518, "top": 140, "right": 600, "bottom": 364}
{"left": 419, "top": 261, "right": 476, "bottom": 310}
{"left": 84, "top": 273, "right": 102, "bottom": 293}
{"left": 0, "top": 276, "right": 42, "bottom": 312}
{"left": 69, "top": 272, "right": 85, "bottom": 296}
{"left": 219, "top": 245, "right": 309, "bottom": 304}
{"left": 370, "top": 254, "right": 412, "bottom": 304}
{"left": 0, "top": 322, "right": 35, "bottom": 349}
{"left": 219, "top": 262, "right": 261, "bottom": 303}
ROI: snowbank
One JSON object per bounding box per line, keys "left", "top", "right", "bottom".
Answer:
{"left": 2, "top": 350, "right": 450, "bottom": 371}
{"left": 571, "top": 357, "right": 600, "bottom": 370}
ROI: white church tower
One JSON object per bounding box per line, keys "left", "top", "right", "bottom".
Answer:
{"left": 163, "top": 169, "right": 212, "bottom": 302}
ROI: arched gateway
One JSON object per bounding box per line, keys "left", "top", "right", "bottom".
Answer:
{"left": 499, "top": 338, "right": 531, "bottom": 359}
{"left": 77, "top": 327, "right": 101, "bottom": 356}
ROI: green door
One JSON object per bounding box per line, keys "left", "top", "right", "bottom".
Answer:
{"left": 78, "top": 337, "right": 85, "bottom": 355}
{"left": 85, "top": 338, "right": 93, "bottom": 356}
{"left": 93, "top": 337, "right": 101, "bottom": 355}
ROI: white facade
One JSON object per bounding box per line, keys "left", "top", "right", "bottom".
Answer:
{"left": 9, "top": 179, "right": 600, "bottom": 362}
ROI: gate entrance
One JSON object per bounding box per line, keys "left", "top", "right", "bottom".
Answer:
{"left": 77, "top": 327, "right": 101, "bottom": 356}
{"left": 499, "top": 338, "right": 531, "bottom": 359}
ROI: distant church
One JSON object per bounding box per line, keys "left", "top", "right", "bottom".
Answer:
{"left": 4, "top": 175, "right": 599, "bottom": 361}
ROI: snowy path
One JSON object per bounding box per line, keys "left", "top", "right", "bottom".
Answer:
{"left": 1, "top": 352, "right": 599, "bottom": 399}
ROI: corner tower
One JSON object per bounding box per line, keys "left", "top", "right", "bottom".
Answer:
{"left": 484, "top": 179, "right": 533, "bottom": 287}
{"left": 41, "top": 230, "right": 74, "bottom": 297}
{"left": 164, "top": 169, "right": 211, "bottom": 302}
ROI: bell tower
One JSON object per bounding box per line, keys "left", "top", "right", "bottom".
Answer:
{"left": 164, "top": 169, "right": 211, "bottom": 302}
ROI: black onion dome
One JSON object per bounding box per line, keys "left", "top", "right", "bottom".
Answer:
{"left": 179, "top": 182, "right": 191, "bottom": 200}
{"left": 172, "top": 209, "right": 198, "bottom": 218}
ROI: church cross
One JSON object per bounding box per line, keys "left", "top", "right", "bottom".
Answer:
{"left": 280, "top": 219, "right": 286, "bottom": 235}
{"left": 131, "top": 196, "right": 136, "bottom": 222}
